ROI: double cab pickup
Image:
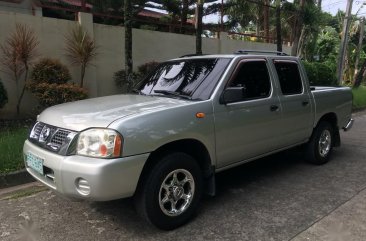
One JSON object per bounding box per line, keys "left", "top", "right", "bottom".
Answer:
{"left": 24, "top": 51, "right": 353, "bottom": 230}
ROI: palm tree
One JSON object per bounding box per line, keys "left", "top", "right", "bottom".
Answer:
{"left": 65, "top": 25, "right": 98, "bottom": 88}
{"left": 196, "top": 0, "right": 204, "bottom": 54}
{"left": 226, "top": 0, "right": 265, "bottom": 37}
{"left": 0, "top": 24, "right": 38, "bottom": 115}
{"left": 276, "top": 0, "right": 282, "bottom": 51}
{"left": 291, "top": 0, "right": 306, "bottom": 56}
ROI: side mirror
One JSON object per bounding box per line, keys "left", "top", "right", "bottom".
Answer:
{"left": 220, "top": 87, "right": 245, "bottom": 104}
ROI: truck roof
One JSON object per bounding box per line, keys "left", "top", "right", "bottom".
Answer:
{"left": 171, "top": 53, "right": 299, "bottom": 62}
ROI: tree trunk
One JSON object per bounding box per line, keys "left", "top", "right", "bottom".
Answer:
{"left": 196, "top": 0, "right": 204, "bottom": 55}
{"left": 305, "top": 0, "right": 322, "bottom": 61}
{"left": 256, "top": 16, "right": 260, "bottom": 37}
{"left": 354, "top": 17, "right": 365, "bottom": 86}
{"left": 354, "top": 58, "right": 366, "bottom": 88}
{"left": 317, "top": 0, "right": 322, "bottom": 9}
{"left": 16, "top": 64, "right": 29, "bottom": 116}
{"left": 264, "top": 0, "right": 270, "bottom": 43}
{"left": 291, "top": 0, "right": 305, "bottom": 56}
{"left": 181, "top": 0, "right": 189, "bottom": 33}
{"left": 337, "top": 0, "right": 353, "bottom": 85}
{"left": 276, "top": 0, "right": 282, "bottom": 52}
{"left": 297, "top": 27, "right": 306, "bottom": 56}
{"left": 124, "top": 0, "right": 133, "bottom": 92}
{"left": 80, "top": 63, "right": 86, "bottom": 88}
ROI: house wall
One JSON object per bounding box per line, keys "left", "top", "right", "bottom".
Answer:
{"left": 0, "top": 11, "right": 291, "bottom": 118}
{"left": 0, "top": 0, "right": 42, "bottom": 16}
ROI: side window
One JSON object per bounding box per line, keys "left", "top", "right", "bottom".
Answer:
{"left": 229, "top": 61, "right": 271, "bottom": 100}
{"left": 274, "top": 62, "right": 303, "bottom": 95}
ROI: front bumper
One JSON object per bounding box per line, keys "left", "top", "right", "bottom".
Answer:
{"left": 23, "top": 140, "right": 149, "bottom": 201}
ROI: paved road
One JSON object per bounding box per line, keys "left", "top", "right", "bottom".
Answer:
{"left": 1, "top": 112, "right": 366, "bottom": 241}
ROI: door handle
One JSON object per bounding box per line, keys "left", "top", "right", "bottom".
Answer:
{"left": 270, "top": 105, "right": 279, "bottom": 112}
{"left": 302, "top": 101, "right": 309, "bottom": 106}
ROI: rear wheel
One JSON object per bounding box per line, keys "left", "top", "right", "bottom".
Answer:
{"left": 306, "top": 121, "right": 334, "bottom": 165}
{"left": 135, "top": 152, "right": 203, "bottom": 230}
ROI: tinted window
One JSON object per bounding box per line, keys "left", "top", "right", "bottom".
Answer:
{"left": 274, "top": 62, "right": 303, "bottom": 95}
{"left": 137, "top": 58, "right": 231, "bottom": 100}
{"left": 229, "top": 61, "right": 271, "bottom": 100}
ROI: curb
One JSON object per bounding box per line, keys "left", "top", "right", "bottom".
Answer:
{"left": 0, "top": 169, "right": 35, "bottom": 189}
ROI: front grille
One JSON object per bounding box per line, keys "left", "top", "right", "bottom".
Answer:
{"left": 49, "top": 129, "right": 70, "bottom": 147}
{"left": 29, "top": 122, "right": 77, "bottom": 154}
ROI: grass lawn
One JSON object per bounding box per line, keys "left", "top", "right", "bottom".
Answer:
{"left": 352, "top": 86, "right": 366, "bottom": 110}
{"left": 0, "top": 127, "right": 29, "bottom": 174}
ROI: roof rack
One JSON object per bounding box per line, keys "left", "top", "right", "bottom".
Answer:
{"left": 234, "top": 50, "right": 288, "bottom": 56}
{"left": 179, "top": 54, "right": 207, "bottom": 58}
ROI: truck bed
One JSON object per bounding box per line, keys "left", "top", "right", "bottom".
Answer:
{"left": 311, "top": 86, "right": 353, "bottom": 129}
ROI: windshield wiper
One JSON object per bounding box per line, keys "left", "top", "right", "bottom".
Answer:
{"left": 153, "top": 90, "right": 192, "bottom": 100}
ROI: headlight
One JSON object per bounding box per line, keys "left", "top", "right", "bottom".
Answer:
{"left": 76, "top": 128, "right": 123, "bottom": 158}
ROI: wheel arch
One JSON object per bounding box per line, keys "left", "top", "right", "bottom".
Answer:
{"left": 315, "top": 112, "right": 340, "bottom": 147}
{"left": 135, "top": 138, "right": 215, "bottom": 196}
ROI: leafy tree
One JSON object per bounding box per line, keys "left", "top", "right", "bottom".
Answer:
{"left": 315, "top": 26, "right": 340, "bottom": 62}
{"left": 226, "top": 0, "right": 267, "bottom": 36}
{"left": 146, "top": 0, "right": 216, "bottom": 32}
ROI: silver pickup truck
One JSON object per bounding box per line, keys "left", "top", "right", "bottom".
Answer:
{"left": 24, "top": 51, "right": 353, "bottom": 230}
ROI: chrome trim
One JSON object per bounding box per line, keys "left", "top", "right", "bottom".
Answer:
{"left": 343, "top": 119, "right": 354, "bottom": 132}
{"left": 45, "top": 173, "right": 55, "bottom": 182}
{"left": 318, "top": 129, "right": 332, "bottom": 158}
{"left": 28, "top": 122, "right": 78, "bottom": 154}
{"left": 159, "top": 169, "right": 195, "bottom": 217}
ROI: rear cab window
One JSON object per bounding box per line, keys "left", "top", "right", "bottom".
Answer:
{"left": 273, "top": 61, "right": 303, "bottom": 95}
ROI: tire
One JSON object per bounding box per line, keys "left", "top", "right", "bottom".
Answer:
{"left": 306, "top": 121, "right": 334, "bottom": 165}
{"left": 134, "top": 152, "right": 203, "bottom": 230}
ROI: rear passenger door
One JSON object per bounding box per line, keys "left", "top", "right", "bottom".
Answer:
{"left": 272, "top": 60, "right": 313, "bottom": 147}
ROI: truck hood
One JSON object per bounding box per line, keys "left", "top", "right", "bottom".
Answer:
{"left": 38, "top": 95, "right": 188, "bottom": 131}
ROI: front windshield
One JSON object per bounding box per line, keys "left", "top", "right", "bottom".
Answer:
{"left": 136, "top": 58, "right": 231, "bottom": 100}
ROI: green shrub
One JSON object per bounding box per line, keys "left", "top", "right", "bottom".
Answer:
{"left": 0, "top": 80, "right": 8, "bottom": 109}
{"left": 352, "top": 86, "right": 366, "bottom": 109}
{"left": 137, "top": 61, "right": 160, "bottom": 79}
{"left": 27, "top": 82, "right": 88, "bottom": 107}
{"left": 303, "top": 61, "right": 337, "bottom": 86}
{"left": 303, "top": 62, "right": 317, "bottom": 85}
{"left": 140, "top": 25, "right": 158, "bottom": 31}
{"left": 114, "top": 61, "right": 160, "bottom": 92}
{"left": 113, "top": 70, "right": 138, "bottom": 91}
{"left": 31, "top": 58, "right": 71, "bottom": 84}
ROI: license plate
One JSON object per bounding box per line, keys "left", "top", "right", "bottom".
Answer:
{"left": 26, "top": 153, "right": 44, "bottom": 175}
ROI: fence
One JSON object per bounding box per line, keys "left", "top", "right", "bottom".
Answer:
{"left": 0, "top": 11, "right": 291, "bottom": 118}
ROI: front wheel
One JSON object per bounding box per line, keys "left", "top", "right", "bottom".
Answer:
{"left": 135, "top": 152, "right": 203, "bottom": 230}
{"left": 306, "top": 121, "right": 334, "bottom": 165}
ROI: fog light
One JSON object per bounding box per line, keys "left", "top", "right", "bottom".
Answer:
{"left": 75, "top": 178, "right": 91, "bottom": 196}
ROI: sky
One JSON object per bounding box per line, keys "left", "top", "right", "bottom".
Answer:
{"left": 322, "top": 0, "right": 365, "bottom": 16}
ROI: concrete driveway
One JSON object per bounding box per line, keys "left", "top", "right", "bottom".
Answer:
{"left": 1, "top": 112, "right": 366, "bottom": 241}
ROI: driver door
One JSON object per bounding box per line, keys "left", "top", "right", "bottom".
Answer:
{"left": 214, "top": 59, "right": 283, "bottom": 168}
